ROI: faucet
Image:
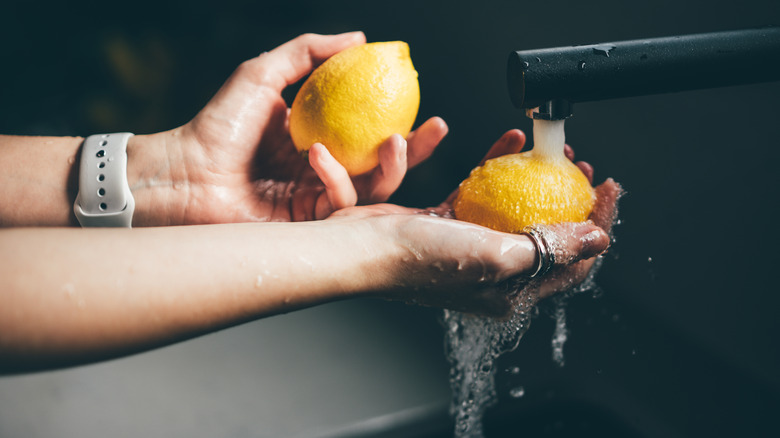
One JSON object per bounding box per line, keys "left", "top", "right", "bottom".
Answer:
{"left": 507, "top": 27, "right": 780, "bottom": 120}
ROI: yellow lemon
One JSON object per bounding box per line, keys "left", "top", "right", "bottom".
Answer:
{"left": 453, "top": 120, "right": 595, "bottom": 233}
{"left": 289, "top": 41, "right": 420, "bottom": 175}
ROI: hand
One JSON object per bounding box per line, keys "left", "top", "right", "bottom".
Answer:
{"left": 135, "top": 32, "right": 447, "bottom": 225}
{"left": 328, "top": 129, "right": 621, "bottom": 316}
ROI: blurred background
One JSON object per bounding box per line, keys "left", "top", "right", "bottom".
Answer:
{"left": 1, "top": 0, "right": 779, "bottom": 436}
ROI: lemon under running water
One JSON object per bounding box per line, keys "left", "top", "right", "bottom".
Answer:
{"left": 453, "top": 119, "right": 595, "bottom": 233}
{"left": 289, "top": 41, "right": 420, "bottom": 176}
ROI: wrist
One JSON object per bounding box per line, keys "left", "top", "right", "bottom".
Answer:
{"left": 125, "top": 129, "right": 188, "bottom": 226}
{"left": 348, "top": 215, "right": 412, "bottom": 296}
{"left": 315, "top": 216, "right": 406, "bottom": 297}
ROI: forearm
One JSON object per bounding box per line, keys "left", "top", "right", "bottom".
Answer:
{"left": 0, "top": 132, "right": 184, "bottom": 227}
{"left": 0, "top": 135, "right": 82, "bottom": 226}
{"left": 0, "top": 219, "right": 390, "bottom": 372}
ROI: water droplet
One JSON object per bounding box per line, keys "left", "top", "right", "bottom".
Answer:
{"left": 647, "top": 257, "right": 653, "bottom": 263}
{"left": 521, "top": 60, "right": 530, "bottom": 69}
{"left": 592, "top": 44, "right": 616, "bottom": 57}
{"left": 506, "top": 366, "right": 520, "bottom": 375}
{"left": 578, "top": 61, "right": 586, "bottom": 71}
{"left": 509, "top": 386, "right": 525, "bottom": 398}
{"left": 535, "top": 56, "right": 541, "bottom": 63}
{"left": 255, "top": 275, "right": 263, "bottom": 288}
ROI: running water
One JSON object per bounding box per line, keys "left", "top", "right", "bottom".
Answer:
{"left": 443, "top": 118, "right": 619, "bottom": 436}
{"left": 442, "top": 279, "right": 537, "bottom": 438}
{"left": 442, "top": 251, "right": 606, "bottom": 438}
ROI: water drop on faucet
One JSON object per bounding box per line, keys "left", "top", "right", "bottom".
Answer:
{"left": 592, "top": 44, "right": 616, "bottom": 57}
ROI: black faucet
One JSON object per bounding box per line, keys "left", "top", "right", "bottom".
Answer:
{"left": 507, "top": 27, "right": 780, "bottom": 120}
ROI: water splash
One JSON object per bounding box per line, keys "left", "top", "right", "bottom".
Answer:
{"left": 551, "top": 295, "right": 569, "bottom": 367}
{"left": 443, "top": 255, "right": 606, "bottom": 437}
{"left": 549, "top": 255, "right": 605, "bottom": 367}
{"left": 509, "top": 386, "right": 525, "bottom": 398}
{"left": 442, "top": 280, "right": 537, "bottom": 437}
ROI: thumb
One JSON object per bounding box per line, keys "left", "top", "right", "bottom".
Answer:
{"left": 240, "top": 32, "right": 366, "bottom": 92}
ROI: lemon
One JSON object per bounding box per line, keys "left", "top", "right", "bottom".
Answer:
{"left": 289, "top": 41, "right": 420, "bottom": 175}
{"left": 453, "top": 120, "right": 595, "bottom": 233}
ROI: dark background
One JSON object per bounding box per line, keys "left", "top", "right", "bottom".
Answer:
{"left": 1, "top": 0, "right": 779, "bottom": 437}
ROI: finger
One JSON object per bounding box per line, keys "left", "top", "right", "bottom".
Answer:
{"left": 529, "top": 222, "right": 610, "bottom": 300}
{"left": 537, "top": 222, "right": 610, "bottom": 267}
{"left": 368, "top": 134, "right": 408, "bottom": 203}
{"left": 309, "top": 143, "right": 358, "bottom": 213}
{"left": 576, "top": 160, "right": 594, "bottom": 184}
{"left": 538, "top": 258, "right": 596, "bottom": 299}
{"left": 589, "top": 178, "right": 623, "bottom": 233}
{"left": 479, "top": 129, "right": 526, "bottom": 166}
{"left": 244, "top": 32, "right": 366, "bottom": 92}
{"left": 290, "top": 186, "right": 324, "bottom": 222}
{"left": 405, "top": 117, "right": 449, "bottom": 168}
{"left": 564, "top": 144, "right": 575, "bottom": 161}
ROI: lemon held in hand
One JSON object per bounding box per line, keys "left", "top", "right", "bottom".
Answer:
{"left": 453, "top": 120, "right": 595, "bottom": 234}
{"left": 289, "top": 41, "right": 420, "bottom": 176}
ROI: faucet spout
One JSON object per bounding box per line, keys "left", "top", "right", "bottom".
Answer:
{"left": 508, "top": 27, "right": 780, "bottom": 115}
{"left": 526, "top": 99, "right": 573, "bottom": 120}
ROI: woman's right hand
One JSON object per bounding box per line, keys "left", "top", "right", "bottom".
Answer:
{"left": 330, "top": 129, "right": 622, "bottom": 317}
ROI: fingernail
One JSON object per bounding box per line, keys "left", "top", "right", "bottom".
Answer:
{"left": 396, "top": 135, "right": 407, "bottom": 161}
{"left": 312, "top": 143, "right": 330, "bottom": 162}
{"left": 580, "top": 228, "right": 609, "bottom": 258}
{"left": 343, "top": 31, "right": 366, "bottom": 41}
{"left": 433, "top": 117, "right": 449, "bottom": 135}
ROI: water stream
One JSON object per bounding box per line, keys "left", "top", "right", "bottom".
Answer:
{"left": 442, "top": 258, "right": 604, "bottom": 437}
{"left": 443, "top": 118, "right": 616, "bottom": 436}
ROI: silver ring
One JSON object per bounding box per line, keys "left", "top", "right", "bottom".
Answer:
{"left": 522, "top": 225, "right": 556, "bottom": 278}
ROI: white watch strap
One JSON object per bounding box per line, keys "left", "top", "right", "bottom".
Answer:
{"left": 74, "top": 133, "right": 135, "bottom": 227}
